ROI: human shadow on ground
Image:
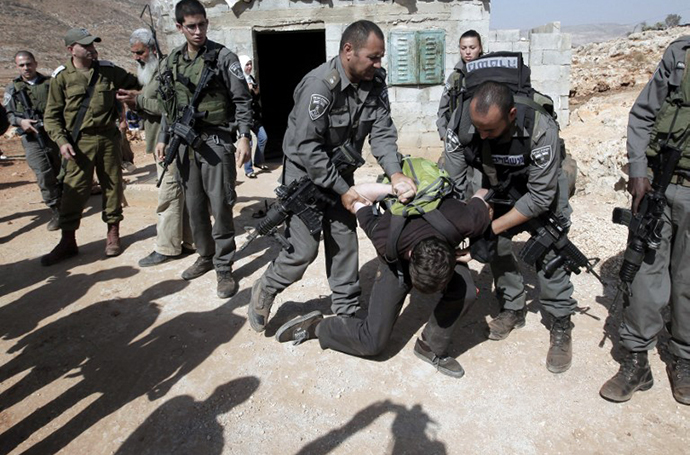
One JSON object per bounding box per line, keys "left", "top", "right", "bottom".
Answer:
{"left": 0, "top": 225, "right": 153, "bottom": 300}
{"left": 0, "top": 265, "right": 138, "bottom": 341}
{"left": 0, "top": 283, "right": 248, "bottom": 455}
{"left": 0, "top": 200, "right": 99, "bottom": 245}
{"left": 295, "top": 400, "right": 445, "bottom": 454}
{"left": 0, "top": 180, "right": 32, "bottom": 191}
{"left": 114, "top": 377, "right": 260, "bottom": 455}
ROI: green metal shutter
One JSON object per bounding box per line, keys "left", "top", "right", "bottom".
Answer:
{"left": 418, "top": 31, "right": 445, "bottom": 84}
{"left": 389, "top": 31, "right": 418, "bottom": 85}
{"left": 389, "top": 30, "right": 445, "bottom": 85}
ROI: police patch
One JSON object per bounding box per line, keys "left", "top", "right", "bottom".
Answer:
{"left": 2, "top": 92, "right": 11, "bottom": 107}
{"left": 445, "top": 129, "right": 461, "bottom": 153}
{"left": 229, "top": 61, "right": 245, "bottom": 80}
{"left": 308, "top": 94, "right": 330, "bottom": 121}
{"left": 530, "top": 145, "right": 553, "bottom": 169}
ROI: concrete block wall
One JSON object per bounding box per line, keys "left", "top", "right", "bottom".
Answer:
{"left": 487, "top": 22, "right": 572, "bottom": 126}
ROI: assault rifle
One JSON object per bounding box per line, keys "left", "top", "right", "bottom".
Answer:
{"left": 14, "top": 88, "right": 48, "bottom": 149}
{"left": 239, "top": 141, "right": 365, "bottom": 252}
{"left": 157, "top": 53, "right": 218, "bottom": 187}
{"left": 608, "top": 144, "right": 683, "bottom": 314}
{"left": 485, "top": 188, "right": 603, "bottom": 283}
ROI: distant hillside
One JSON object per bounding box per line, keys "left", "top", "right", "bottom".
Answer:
{"left": 0, "top": 0, "right": 150, "bottom": 86}
{"left": 562, "top": 23, "right": 635, "bottom": 47}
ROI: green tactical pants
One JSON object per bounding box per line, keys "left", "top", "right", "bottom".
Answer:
{"left": 59, "top": 129, "right": 123, "bottom": 231}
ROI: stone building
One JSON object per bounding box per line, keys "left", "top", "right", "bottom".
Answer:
{"left": 153, "top": 0, "right": 570, "bottom": 160}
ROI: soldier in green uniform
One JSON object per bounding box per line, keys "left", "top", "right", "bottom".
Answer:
{"left": 600, "top": 36, "right": 690, "bottom": 405}
{"left": 156, "top": 0, "right": 252, "bottom": 298}
{"left": 41, "top": 28, "right": 139, "bottom": 266}
{"left": 3, "top": 51, "right": 62, "bottom": 231}
{"left": 247, "top": 20, "right": 417, "bottom": 333}
{"left": 117, "top": 28, "right": 194, "bottom": 267}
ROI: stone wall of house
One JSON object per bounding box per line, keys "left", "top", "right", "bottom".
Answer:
{"left": 487, "top": 22, "right": 572, "bottom": 126}
{"left": 153, "top": 1, "right": 571, "bottom": 159}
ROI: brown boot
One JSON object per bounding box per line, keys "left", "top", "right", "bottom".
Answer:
{"left": 105, "top": 223, "right": 122, "bottom": 257}
{"left": 41, "top": 230, "right": 78, "bottom": 266}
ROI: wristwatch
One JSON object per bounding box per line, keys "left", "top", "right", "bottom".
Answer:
{"left": 238, "top": 132, "right": 251, "bottom": 139}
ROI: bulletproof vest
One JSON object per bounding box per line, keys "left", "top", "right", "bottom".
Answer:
{"left": 164, "top": 45, "right": 227, "bottom": 126}
{"left": 12, "top": 74, "right": 50, "bottom": 116}
{"left": 645, "top": 43, "right": 690, "bottom": 171}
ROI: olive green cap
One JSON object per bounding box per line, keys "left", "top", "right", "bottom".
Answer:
{"left": 64, "top": 28, "right": 102, "bottom": 47}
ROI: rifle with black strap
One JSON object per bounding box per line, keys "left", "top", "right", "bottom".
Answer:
{"left": 239, "top": 142, "right": 365, "bottom": 252}
{"left": 157, "top": 51, "right": 218, "bottom": 187}
{"left": 13, "top": 87, "right": 48, "bottom": 149}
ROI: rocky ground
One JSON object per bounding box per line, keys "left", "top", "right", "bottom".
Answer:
{"left": 1, "top": 27, "right": 689, "bottom": 455}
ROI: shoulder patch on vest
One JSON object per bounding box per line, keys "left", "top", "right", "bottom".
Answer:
{"left": 52, "top": 65, "right": 66, "bottom": 78}
{"left": 379, "top": 87, "right": 390, "bottom": 111}
{"left": 99, "top": 60, "right": 114, "bottom": 67}
{"left": 530, "top": 145, "right": 553, "bottom": 169}
{"left": 308, "top": 93, "right": 330, "bottom": 121}
{"left": 229, "top": 61, "right": 245, "bottom": 80}
{"left": 2, "top": 92, "right": 11, "bottom": 107}
{"left": 325, "top": 69, "right": 340, "bottom": 90}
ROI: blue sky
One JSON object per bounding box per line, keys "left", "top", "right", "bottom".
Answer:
{"left": 490, "top": 0, "right": 690, "bottom": 30}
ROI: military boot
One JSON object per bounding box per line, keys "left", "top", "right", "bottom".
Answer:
{"left": 248, "top": 279, "right": 277, "bottom": 332}
{"left": 181, "top": 256, "right": 214, "bottom": 280}
{"left": 546, "top": 315, "right": 573, "bottom": 373}
{"left": 599, "top": 350, "right": 653, "bottom": 402}
{"left": 47, "top": 206, "right": 60, "bottom": 231}
{"left": 216, "top": 271, "right": 239, "bottom": 299}
{"left": 487, "top": 309, "right": 526, "bottom": 340}
{"left": 41, "top": 230, "right": 78, "bottom": 266}
{"left": 668, "top": 356, "right": 690, "bottom": 405}
{"left": 105, "top": 222, "right": 122, "bottom": 257}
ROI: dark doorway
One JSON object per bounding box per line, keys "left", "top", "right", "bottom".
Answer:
{"left": 255, "top": 29, "right": 327, "bottom": 160}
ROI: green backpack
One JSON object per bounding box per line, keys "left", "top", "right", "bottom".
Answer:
{"left": 381, "top": 157, "right": 462, "bottom": 271}
{"left": 381, "top": 156, "right": 454, "bottom": 216}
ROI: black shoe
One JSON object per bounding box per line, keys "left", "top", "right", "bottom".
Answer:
{"left": 181, "top": 245, "right": 196, "bottom": 256}
{"left": 248, "top": 279, "right": 277, "bottom": 332}
{"left": 413, "top": 339, "right": 465, "bottom": 378}
{"left": 546, "top": 315, "right": 573, "bottom": 374}
{"left": 138, "top": 251, "right": 178, "bottom": 267}
{"left": 217, "top": 271, "right": 238, "bottom": 299}
{"left": 245, "top": 171, "right": 257, "bottom": 179}
{"left": 600, "top": 350, "right": 653, "bottom": 402}
{"left": 488, "top": 309, "right": 526, "bottom": 341}
{"left": 275, "top": 311, "right": 323, "bottom": 345}
{"left": 669, "top": 356, "right": 690, "bottom": 405}
{"left": 41, "top": 230, "right": 78, "bottom": 266}
{"left": 47, "top": 206, "right": 60, "bottom": 231}
{"left": 257, "top": 164, "right": 269, "bottom": 171}
{"left": 181, "top": 256, "right": 214, "bottom": 280}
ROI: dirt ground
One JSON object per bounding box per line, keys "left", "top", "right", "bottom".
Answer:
{"left": 0, "top": 128, "right": 688, "bottom": 455}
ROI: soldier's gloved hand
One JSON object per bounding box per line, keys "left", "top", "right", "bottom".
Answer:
{"left": 627, "top": 177, "right": 652, "bottom": 214}
{"left": 390, "top": 172, "right": 417, "bottom": 204}
{"left": 341, "top": 186, "right": 370, "bottom": 214}
{"left": 60, "top": 143, "right": 76, "bottom": 161}
{"left": 19, "top": 118, "right": 38, "bottom": 135}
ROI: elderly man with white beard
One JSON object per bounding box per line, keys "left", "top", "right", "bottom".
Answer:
{"left": 117, "top": 28, "right": 194, "bottom": 267}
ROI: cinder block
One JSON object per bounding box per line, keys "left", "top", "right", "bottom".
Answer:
{"left": 451, "top": 2, "right": 486, "bottom": 21}
{"left": 428, "top": 85, "right": 444, "bottom": 103}
{"left": 530, "top": 33, "right": 562, "bottom": 50}
{"left": 392, "top": 87, "right": 424, "bottom": 103}
{"left": 326, "top": 41, "right": 339, "bottom": 60}
{"left": 496, "top": 29, "right": 520, "bottom": 42}
{"left": 542, "top": 49, "right": 571, "bottom": 65}
{"left": 529, "top": 50, "right": 544, "bottom": 66}
{"left": 530, "top": 65, "right": 561, "bottom": 81}
{"left": 487, "top": 41, "right": 513, "bottom": 53}
{"left": 514, "top": 41, "right": 530, "bottom": 54}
